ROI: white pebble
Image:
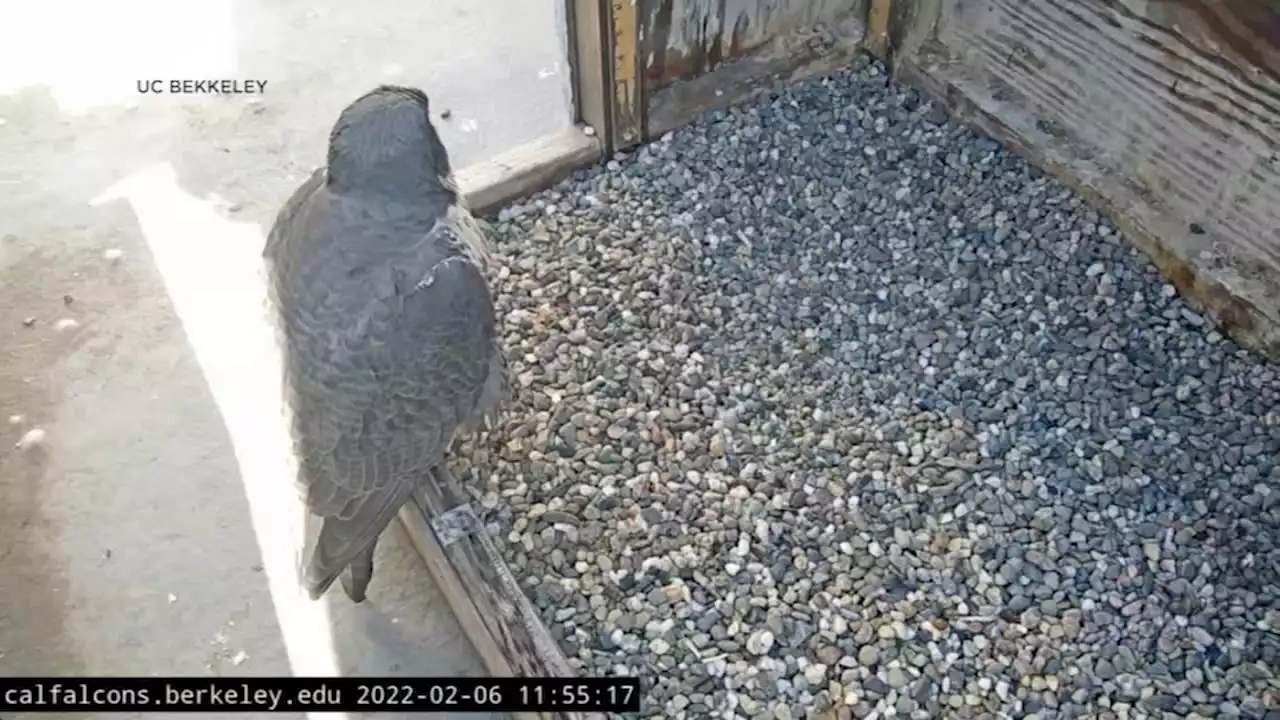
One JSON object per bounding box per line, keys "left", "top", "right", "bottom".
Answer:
{"left": 54, "top": 318, "right": 80, "bottom": 332}
{"left": 15, "top": 428, "right": 45, "bottom": 450}
{"left": 746, "top": 630, "right": 775, "bottom": 655}
{"left": 103, "top": 248, "right": 124, "bottom": 261}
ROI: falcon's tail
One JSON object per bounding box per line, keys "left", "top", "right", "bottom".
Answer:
{"left": 302, "top": 475, "right": 415, "bottom": 603}
{"left": 305, "top": 518, "right": 378, "bottom": 602}
{"left": 340, "top": 540, "right": 377, "bottom": 603}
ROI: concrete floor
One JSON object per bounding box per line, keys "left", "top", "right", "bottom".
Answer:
{"left": 0, "top": 0, "right": 574, "bottom": 717}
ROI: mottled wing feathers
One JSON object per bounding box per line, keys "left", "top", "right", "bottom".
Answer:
{"left": 381, "top": 225, "right": 499, "bottom": 416}
{"left": 304, "top": 464, "right": 415, "bottom": 600}
{"left": 294, "top": 251, "right": 497, "bottom": 522}
{"left": 264, "top": 183, "right": 498, "bottom": 557}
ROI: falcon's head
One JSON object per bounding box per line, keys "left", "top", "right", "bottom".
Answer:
{"left": 326, "top": 85, "right": 457, "bottom": 199}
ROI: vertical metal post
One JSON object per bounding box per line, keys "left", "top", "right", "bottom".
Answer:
{"left": 608, "top": 0, "right": 643, "bottom": 151}
{"left": 565, "top": 0, "right": 644, "bottom": 155}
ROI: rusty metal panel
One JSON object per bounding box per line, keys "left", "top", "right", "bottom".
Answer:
{"left": 639, "top": 0, "right": 864, "bottom": 91}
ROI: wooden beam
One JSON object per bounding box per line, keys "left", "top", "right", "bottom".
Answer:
{"left": 866, "top": 0, "right": 893, "bottom": 58}
{"left": 458, "top": 128, "right": 601, "bottom": 218}
{"left": 567, "top": 0, "right": 645, "bottom": 153}
{"left": 608, "top": 0, "right": 643, "bottom": 150}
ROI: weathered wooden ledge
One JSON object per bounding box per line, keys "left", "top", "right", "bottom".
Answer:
{"left": 397, "top": 476, "right": 604, "bottom": 720}
{"left": 458, "top": 127, "right": 602, "bottom": 219}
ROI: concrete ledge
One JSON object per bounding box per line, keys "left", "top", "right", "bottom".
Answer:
{"left": 458, "top": 126, "right": 602, "bottom": 218}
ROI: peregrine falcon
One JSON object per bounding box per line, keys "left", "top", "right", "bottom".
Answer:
{"left": 264, "top": 85, "right": 506, "bottom": 602}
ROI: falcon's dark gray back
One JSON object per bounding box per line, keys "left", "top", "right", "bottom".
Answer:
{"left": 263, "top": 85, "right": 504, "bottom": 603}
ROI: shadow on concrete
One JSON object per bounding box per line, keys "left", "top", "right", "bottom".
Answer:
{"left": 0, "top": 0, "right": 567, "bottom": 715}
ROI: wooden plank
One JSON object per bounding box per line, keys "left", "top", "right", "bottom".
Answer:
{"left": 889, "top": 0, "right": 1280, "bottom": 360}
{"left": 457, "top": 127, "right": 601, "bottom": 218}
{"left": 865, "top": 0, "right": 892, "bottom": 58}
{"left": 610, "top": 0, "right": 644, "bottom": 148}
{"left": 395, "top": 500, "right": 531, "bottom": 720}
{"left": 397, "top": 465, "right": 604, "bottom": 720}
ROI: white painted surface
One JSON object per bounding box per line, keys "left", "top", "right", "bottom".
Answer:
{"left": 0, "top": 0, "right": 575, "bottom": 168}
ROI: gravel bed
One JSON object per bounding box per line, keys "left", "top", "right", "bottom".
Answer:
{"left": 455, "top": 57, "right": 1280, "bottom": 718}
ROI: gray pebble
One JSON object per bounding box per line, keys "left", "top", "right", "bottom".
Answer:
{"left": 858, "top": 645, "right": 879, "bottom": 667}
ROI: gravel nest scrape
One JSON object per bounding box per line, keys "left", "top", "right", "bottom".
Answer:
{"left": 454, "top": 57, "right": 1280, "bottom": 719}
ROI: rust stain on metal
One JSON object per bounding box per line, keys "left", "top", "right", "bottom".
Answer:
{"left": 644, "top": 0, "right": 677, "bottom": 85}
{"left": 644, "top": 4, "right": 869, "bottom": 138}
{"left": 639, "top": 0, "right": 870, "bottom": 91}
{"left": 644, "top": 0, "right": 850, "bottom": 89}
